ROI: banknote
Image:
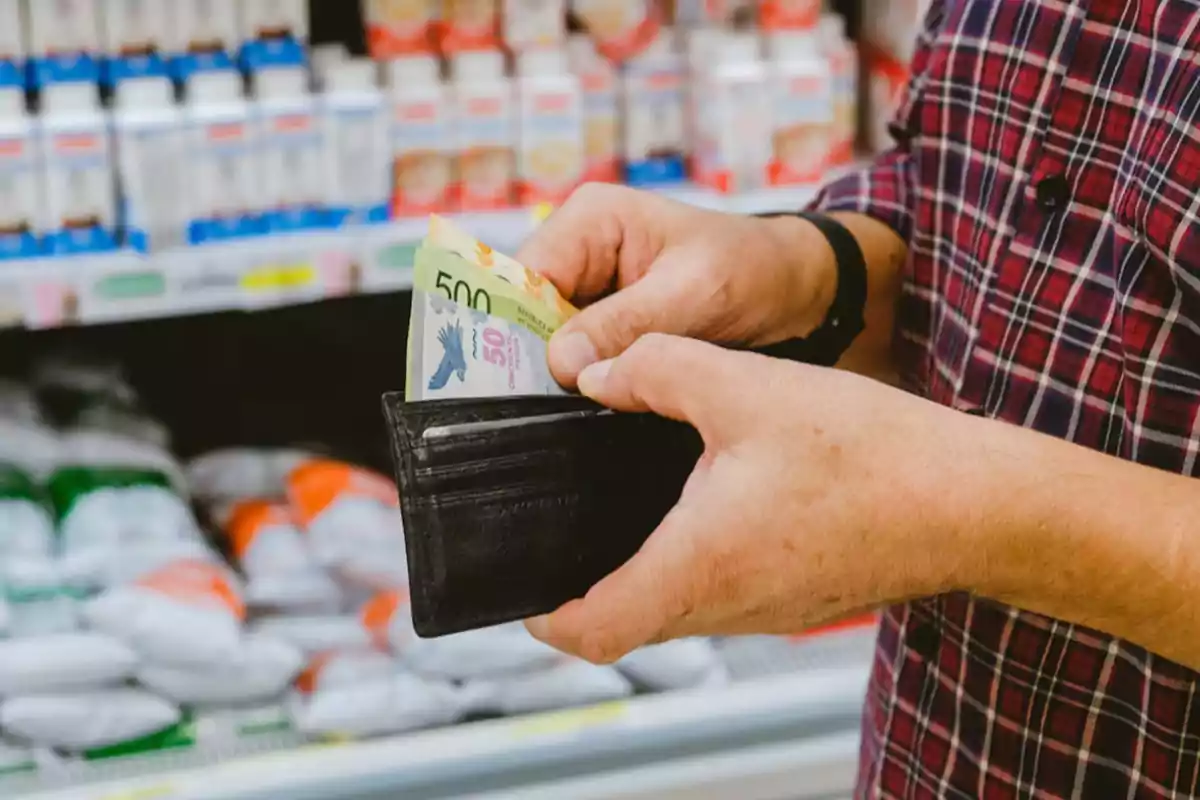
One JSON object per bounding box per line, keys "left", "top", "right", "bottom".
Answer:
{"left": 406, "top": 222, "right": 579, "bottom": 402}
{"left": 426, "top": 215, "right": 578, "bottom": 324}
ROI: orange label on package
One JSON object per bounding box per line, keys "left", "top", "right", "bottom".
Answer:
{"left": 138, "top": 560, "right": 246, "bottom": 620}
{"left": 438, "top": 0, "right": 500, "bottom": 52}
{"left": 757, "top": 0, "right": 820, "bottom": 29}
{"left": 361, "top": 589, "right": 408, "bottom": 649}
{"left": 287, "top": 460, "right": 400, "bottom": 527}
{"left": 366, "top": 0, "right": 438, "bottom": 56}
{"left": 225, "top": 500, "right": 294, "bottom": 560}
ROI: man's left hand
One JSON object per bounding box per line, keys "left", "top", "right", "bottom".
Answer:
{"left": 525, "top": 334, "right": 997, "bottom": 663}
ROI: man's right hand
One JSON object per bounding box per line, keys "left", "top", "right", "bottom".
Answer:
{"left": 516, "top": 183, "right": 840, "bottom": 389}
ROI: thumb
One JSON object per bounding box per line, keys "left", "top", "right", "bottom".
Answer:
{"left": 576, "top": 334, "right": 750, "bottom": 441}
{"left": 548, "top": 261, "right": 706, "bottom": 389}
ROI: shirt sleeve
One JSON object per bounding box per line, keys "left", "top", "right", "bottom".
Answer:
{"left": 807, "top": 0, "right": 947, "bottom": 244}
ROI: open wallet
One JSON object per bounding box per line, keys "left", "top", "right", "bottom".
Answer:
{"left": 381, "top": 393, "right": 704, "bottom": 637}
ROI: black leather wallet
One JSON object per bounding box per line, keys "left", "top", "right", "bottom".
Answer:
{"left": 382, "top": 393, "right": 703, "bottom": 637}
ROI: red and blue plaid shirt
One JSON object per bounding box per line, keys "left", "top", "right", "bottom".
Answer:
{"left": 813, "top": 0, "right": 1200, "bottom": 796}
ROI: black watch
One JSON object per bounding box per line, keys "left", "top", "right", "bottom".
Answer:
{"left": 750, "top": 211, "right": 868, "bottom": 368}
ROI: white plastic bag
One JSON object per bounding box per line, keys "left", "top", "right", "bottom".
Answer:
{"left": 0, "top": 689, "right": 180, "bottom": 751}
{"left": 616, "top": 639, "right": 730, "bottom": 691}
{"left": 249, "top": 615, "right": 373, "bottom": 656}
{"left": 400, "top": 621, "right": 561, "bottom": 681}
{"left": 286, "top": 460, "right": 408, "bottom": 591}
{"left": 294, "top": 649, "right": 397, "bottom": 694}
{"left": 84, "top": 559, "right": 246, "bottom": 666}
{"left": 0, "top": 464, "right": 54, "bottom": 561}
{"left": 221, "top": 501, "right": 342, "bottom": 613}
{"left": 0, "top": 420, "right": 59, "bottom": 481}
{"left": 2, "top": 558, "right": 82, "bottom": 637}
{"left": 289, "top": 672, "right": 466, "bottom": 738}
{"left": 465, "top": 660, "right": 634, "bottom": 716}
{"left": 0, "top": 633, "right": 138, "bottom": 696}
{"left": 137, "top": 634, "right": 304, "bottom": 706}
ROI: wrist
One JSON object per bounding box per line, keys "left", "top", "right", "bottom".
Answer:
{"left": 757, "top": 215, "right": 838, "bottom": 340}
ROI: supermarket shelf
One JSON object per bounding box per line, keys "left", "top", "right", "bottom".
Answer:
{"left": 15, "top": 628, "right": 874, "bottom": 800}
{"left": 0, "top": 183, "right": 827, "bottom": 332}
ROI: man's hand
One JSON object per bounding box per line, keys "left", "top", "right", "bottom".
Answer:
{"left": 524, "top": 335, "right": 1200, "bottom": 672}
{"left": 517, "top": 184, "right": 841, "bottom": 389}
{"left": 523, "top": 334, "right": 983, "bottom": 662}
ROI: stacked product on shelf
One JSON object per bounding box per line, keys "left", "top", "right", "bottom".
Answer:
{"left": 0, "top": 356, "right": 733, "bottom": 786}
{"left": 0, "top": 0, "right": 857, "bottom": 265}
{"left": 859, "top": 0, "right": 928, "bottom": 153}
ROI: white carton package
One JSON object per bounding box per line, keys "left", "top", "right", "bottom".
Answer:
{"left": 183, "top": 69, "right": 261, "bottom": 242}
{"left": 766, "top": 30, "right": 834, "bottom": 184}
{"left": 0, "top": 633, "right": 139, "bottom": 696}
{"left": 100, "top": 0, "right": 173, "bottom": 59}
{"left": 249, "top": 615, "right": 373, "bottom": 656}
{"left": 112, "top": 76, "right": 185, "bottom": 253}
{"left": 622, "top": 28, "right": 687, "bottom": 186}
{"left": 503, "top": 0, "right": 565, "bottom": 50}
{"left": 364, "top": 0, "right": 439, "bottom": 58}
{"left": 515, "top": 47, "right": 584, "bottom": 206}
{"left": 820, "top": 13, "right": 858, "bottom": 166}
{"left": 252, "top": 66, "right": 326, "bottom": 232}
{"left": 616, "top": 639, "right": 730, "bottom": 691}
{"left": 321, "top": 58, "right": 391, "bottom": 227}
{"left": 238, "top": 0, "right": 309, "bottom": 44}
{"left": 171, "top": 0, "right": 240, "bottom": 61}
{"left": 451, "top": 49, "right": 517, "bottom": 211}
{"left": 290, "top": 672, "right": 466, "bottom": 738}
{"left": 386, "top": 55, "right": 455, "bottom": 216}
{"left": 84, "top": 558, "right": 246, "bottom": 666}
{"left": 0, "top": 0, "right": 23, "bottom": 64}
{"left": 0, "top": 689, "right": 180, "bottom": 751}
{"left": 0, "top": 87, "right": 42, "bottom": 259}
{"left": 465, "top": 659, "right": 634, "bottom": 715}
{"left": 26, "top": 0, "right": 102, "bottom": 59}
{"left": 698, "top": 31, "right": 772, "bottom": 193}
{"left": 137, "top": 634, "right": 304, "bottom": 706}
{"left": 39, "top": 82, "right": 117, "bottom": 254}
{"left": 566, "top": 35, "right": 619, "bottom": 184}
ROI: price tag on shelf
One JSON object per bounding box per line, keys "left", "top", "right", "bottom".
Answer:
{"left": 172, "top": 247, "right": 248, "bottom": 315}
{"left": 509, "top": 701, "right": 628, "bottom": 739}
{"left": 79, "top": 264, "right": 170, "bottom": 324}
{"left": 97, "top": 783, "right": 178, "bottom": 800}
{"left": 240, "top": 261, "right": 320, "bottom": 309}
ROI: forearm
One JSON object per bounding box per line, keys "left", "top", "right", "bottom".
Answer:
{"left": 760, "top": 212, "right": 907, "bottom": 382}
{"left": 960, "top": 419, "right": 1200, "bottom": 670}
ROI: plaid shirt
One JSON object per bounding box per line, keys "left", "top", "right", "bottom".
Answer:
{"left": 812, "top": 0, "right": 1200, "bottom": 796}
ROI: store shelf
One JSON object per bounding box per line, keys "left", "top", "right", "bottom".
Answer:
{"left": 11, "top": 627, "right": 874, "bottom": 800}
{"left": 0, "top": 183, "right": 828, "bottom": 332}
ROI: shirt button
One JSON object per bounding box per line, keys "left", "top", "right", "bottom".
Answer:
{"left": 1035, "top": 174, "right": 1070, "bottom": 212}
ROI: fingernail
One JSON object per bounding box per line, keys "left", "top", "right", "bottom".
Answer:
{"left": 551, "top": 331, "right": 598, "bottom": 377}
{"left": 525, "top": 615, "right": 551, "bottom": 640}
{"left": 577, "top": 359, "right": 613, "bottom": 398}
